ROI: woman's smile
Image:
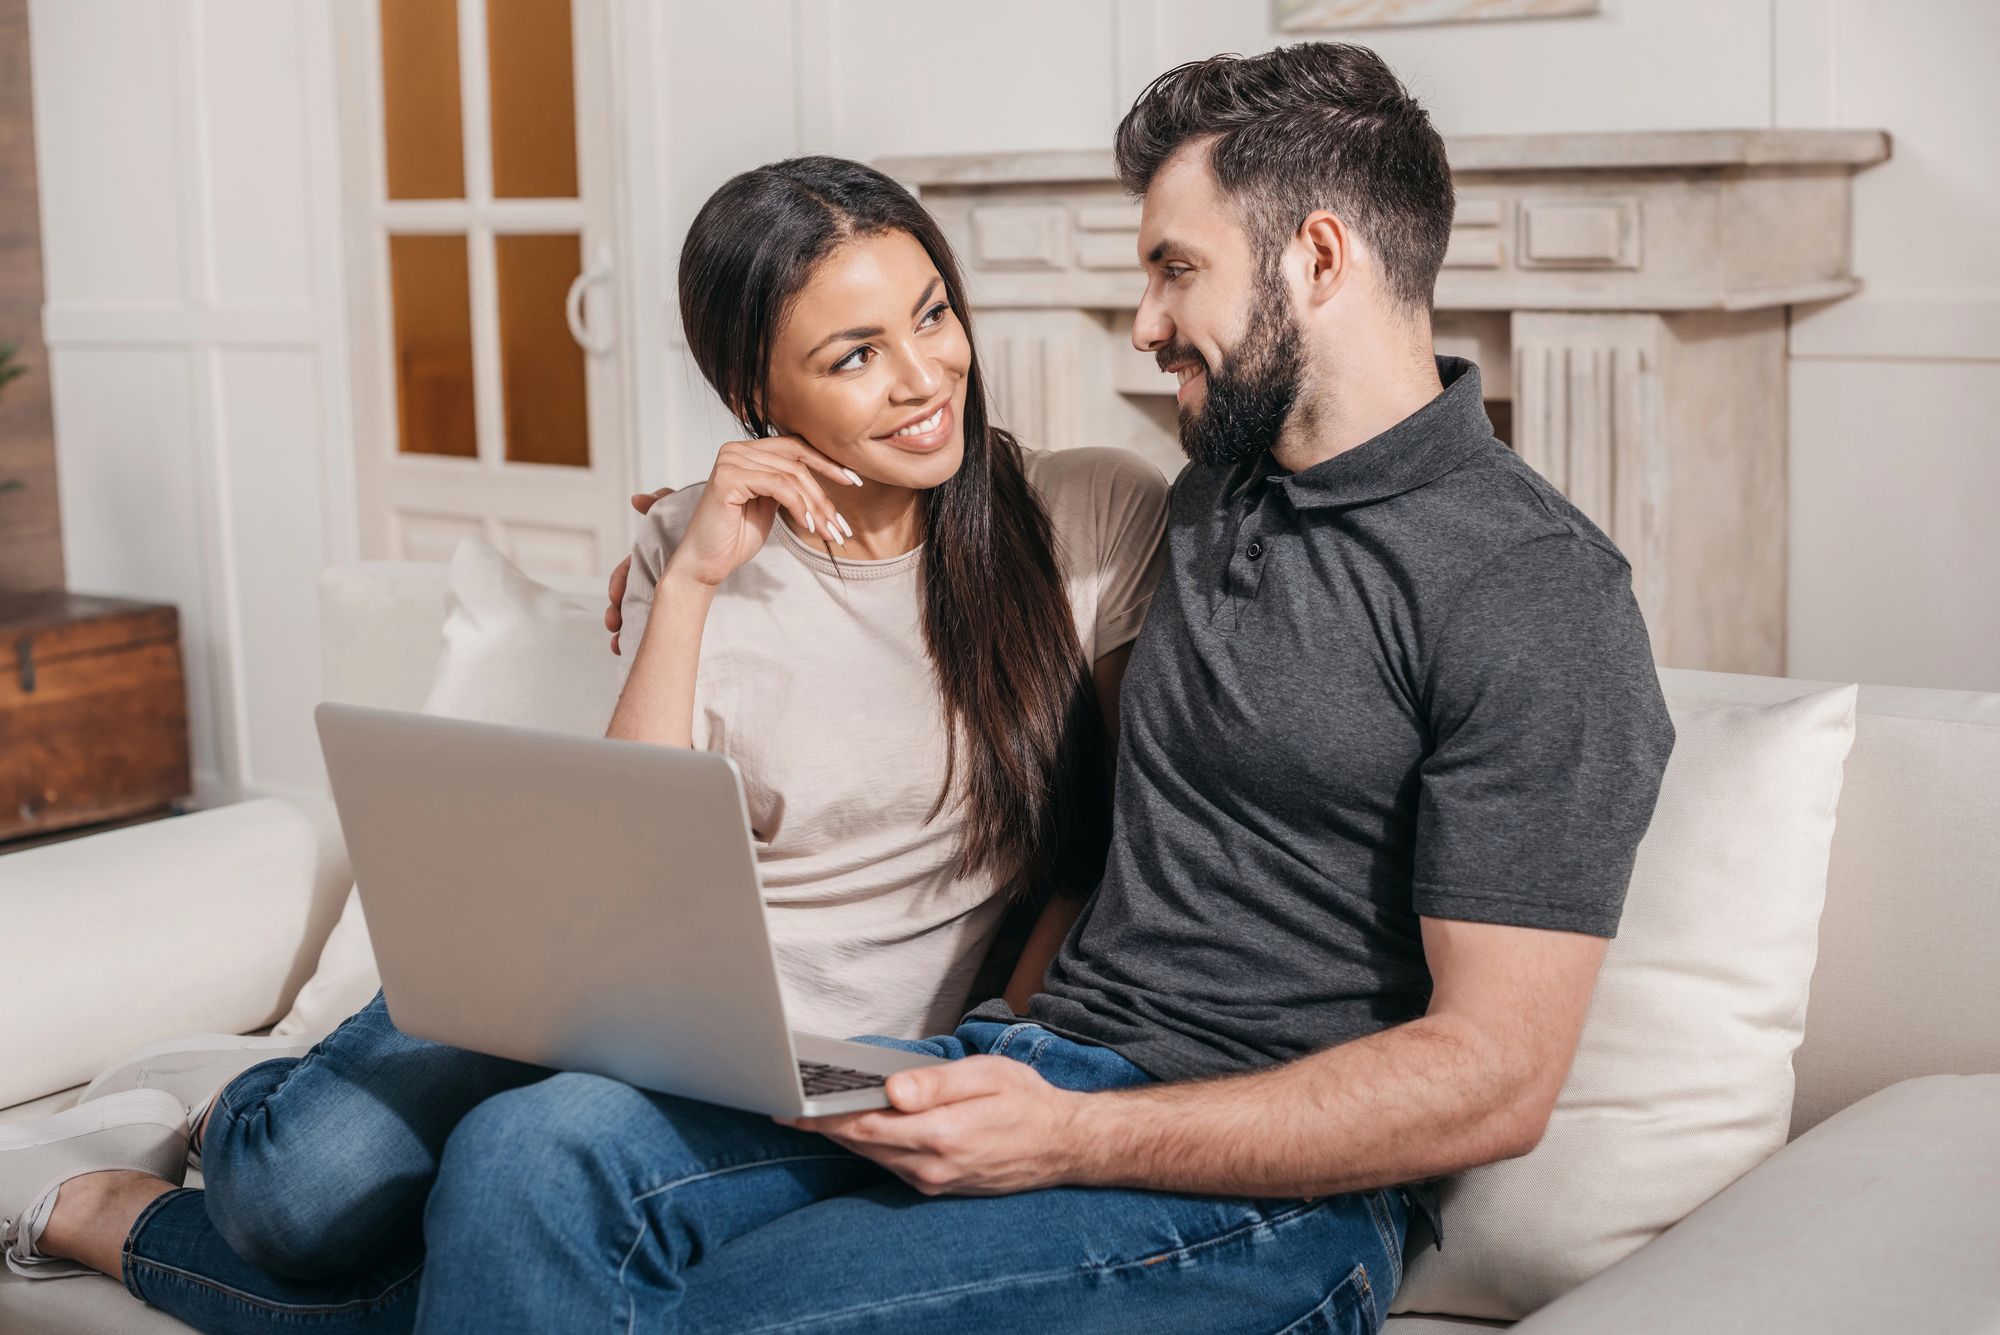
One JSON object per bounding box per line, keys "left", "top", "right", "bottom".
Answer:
{"left": 877, "top": 399, "right": 955, "bottom": 452}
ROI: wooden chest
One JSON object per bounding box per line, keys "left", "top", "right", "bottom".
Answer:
{"left": 0, "top": 592, "right": 192, "bottom": 842}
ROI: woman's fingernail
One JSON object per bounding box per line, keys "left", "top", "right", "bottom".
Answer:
{"left": 842, "top": 468, "right": 864, "bottom": 487}
{"left": 837, "top": 513, "right": 854, "bottom": 538}
{"left": 805, "top": 512, "right": 815, "bottom": 535}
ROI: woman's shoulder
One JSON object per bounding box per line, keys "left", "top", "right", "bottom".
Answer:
{"left": 628, "top": 483, "right": 708, "bottom": 582}
{"left": 1017, "top": 444, "right": 1170, "bottom": 539}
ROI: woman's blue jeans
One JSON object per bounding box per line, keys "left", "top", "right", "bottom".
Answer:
{"left": 120, "top": 994, "right": 1407, "bottom": 1333}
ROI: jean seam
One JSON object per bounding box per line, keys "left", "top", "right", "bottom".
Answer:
{"left": 1363, "top": 1190, "right": 1401, "bottom": 1295}
{"left": 124, "top": 1253, "right": 425, "bottom": 1316}
{"left": 717, "top": 1198, "right": 1331, "bottom": 1335}
{"left": 617, "top": 1153, "right": 864, "bottom": 1335}
{"left": 120, "top": 1185, "right": 194, "bottom": 1299}
{"left": 988, "top": 1023, "right": 1043, "bottom": 1063}
{"left": 1274, "top": 1262, "right": 1371, "bottom": 1335}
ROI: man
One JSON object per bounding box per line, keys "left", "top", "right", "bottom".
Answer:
{"left": 423, "top": 42, "right": 1673, "bottom": 1331}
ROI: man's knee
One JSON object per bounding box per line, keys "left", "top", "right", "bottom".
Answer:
{"left": 424, "top": 1073, "right": 650, "bottom": 1240}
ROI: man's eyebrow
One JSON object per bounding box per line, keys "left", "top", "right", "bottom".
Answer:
{"left": 1146, "top": 238, "right": 1203, "bottom": 266}
{"left": 805, "top": 278, "right": 946, "bottom": 360}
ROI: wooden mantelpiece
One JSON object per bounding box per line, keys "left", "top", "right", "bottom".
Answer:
{"left": 880, "top": 129, "right": 1890, "bottom": 675}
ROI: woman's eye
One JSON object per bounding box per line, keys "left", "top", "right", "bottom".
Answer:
{"left": 918, "top": 302, "right": 949, "bottom": 328}
{"left": 832, "top": 346, "right": 870, "bottom": 372}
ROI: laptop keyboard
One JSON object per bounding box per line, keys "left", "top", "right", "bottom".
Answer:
{"left": 798, "top": 1060, "right": 889, "bottom": 1098}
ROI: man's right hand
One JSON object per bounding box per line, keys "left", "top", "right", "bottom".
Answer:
{"left": 607, "top": 487, "right": 675, "bottom": 655}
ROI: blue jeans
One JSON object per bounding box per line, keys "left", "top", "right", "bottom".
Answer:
{"left": 121, "top": 993, "right": 546, "bottom": 1332}
{"left": 413, "top": 1022, "right": 1407, "bottom": 1333}
{"left": 121, "top": 1001, "right": 1407, "bottom": 1333}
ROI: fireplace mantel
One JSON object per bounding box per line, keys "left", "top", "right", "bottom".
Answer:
{"left": 880, "top": 130, "right": 1890, "bottom": 676}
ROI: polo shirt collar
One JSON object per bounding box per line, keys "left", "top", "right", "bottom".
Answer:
{"left": 1227, "top": 357, "right": 1492, "bottom": 512}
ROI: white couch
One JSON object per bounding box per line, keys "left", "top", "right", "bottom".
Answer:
{"left": 3, "top": 560, "right": 1996, "bottom": 1334}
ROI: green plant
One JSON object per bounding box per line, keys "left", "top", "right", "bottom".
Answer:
{"left": 0, "top": 343, "right": 24, "bottom": 494}
{"left": 0, "top": 343, "right": 23, "bottom": 399}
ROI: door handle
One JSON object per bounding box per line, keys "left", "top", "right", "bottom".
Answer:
{"left": 565, "top": 243, "right": 616, "bottom": 357}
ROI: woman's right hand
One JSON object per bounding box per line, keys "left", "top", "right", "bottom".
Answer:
{"left": 668, "top": 436, "right": 857, "bottom": 589}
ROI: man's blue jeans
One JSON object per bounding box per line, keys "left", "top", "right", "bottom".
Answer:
{"left": 121, "top": 996, "right": 1407, "bottom": 1333}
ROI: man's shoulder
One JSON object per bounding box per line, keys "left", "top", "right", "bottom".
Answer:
{"left": 1387, "top": 439, "right": 1629, "bottom": 583}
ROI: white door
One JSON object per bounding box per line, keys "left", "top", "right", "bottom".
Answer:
{"left": 335, "top": 0, "right": 631, "bottom": 577}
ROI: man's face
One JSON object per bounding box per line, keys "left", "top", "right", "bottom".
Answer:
{"left": 1133, "top": 147, "right": 1305, "bottom": 468}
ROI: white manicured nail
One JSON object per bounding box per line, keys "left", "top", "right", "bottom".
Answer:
{"left": 842, "top": 468, "right": 864, "bottom": 487}
{"left": 837, "top": 513, "right": 854, "bottom": 538}
{"left": 804, "top": 512, "right": 815, "bottom": 534}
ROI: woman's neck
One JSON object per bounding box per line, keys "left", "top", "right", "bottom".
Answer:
{"left": 781, "top": 479, "right": 926, "bottom": 560}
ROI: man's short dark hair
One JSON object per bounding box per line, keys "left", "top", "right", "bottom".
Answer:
{"left": 1114, "top": 43, "right": 1454, "bottom": 314}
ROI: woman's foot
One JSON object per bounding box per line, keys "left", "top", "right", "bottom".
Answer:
{"left": 1, "top": 1089, "right": 186, "bottom": 1279}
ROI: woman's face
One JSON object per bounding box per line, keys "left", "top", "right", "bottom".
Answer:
{"left": 763, "top": 229, "right": 971, "bottom": 491}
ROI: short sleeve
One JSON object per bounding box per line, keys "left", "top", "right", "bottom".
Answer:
{"left": 1095, "top": 460, "right": 1170, "bottom": 655}
{"left": 618, "top": 487, "right": 702, "bottom": 657}
{"left": 1411, "top": 535, "right": 1675, "bottom": 937}
{"left": 1044, "top": 449, "right": 1170, "bottom": 658}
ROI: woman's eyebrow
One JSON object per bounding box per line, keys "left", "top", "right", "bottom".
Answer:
{"left": 807, "top": 324, "right": 883, "bottom": 359}
{"left": 805, "top": 278, "right": 946, "bottom": 359}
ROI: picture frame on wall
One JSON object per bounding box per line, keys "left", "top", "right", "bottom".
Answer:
{"left": 1275, "top": 0, "right": 1600, "bottom": 31}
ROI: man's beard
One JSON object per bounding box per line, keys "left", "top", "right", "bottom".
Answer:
{"left": 1161, "top": 276, "right": 1306, "bottom": 469}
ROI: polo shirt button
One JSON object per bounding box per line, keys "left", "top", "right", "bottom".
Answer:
{"left": 1246, "top": 540, "right": 1264, "bottom": 560}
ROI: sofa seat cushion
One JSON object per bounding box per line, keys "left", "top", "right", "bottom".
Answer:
{"left": 1394, "top": 684, "right": 1858, "bottom": 1320}
{"left": 0, "top": 1270, "right": 197, "bottom": 1334}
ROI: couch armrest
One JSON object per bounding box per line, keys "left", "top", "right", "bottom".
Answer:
{"left": 1, "top": 800, "right": 352, "bottom": 1110}
{"left": 1512, "top": 1075, "right": 2000, "bottom": 1334}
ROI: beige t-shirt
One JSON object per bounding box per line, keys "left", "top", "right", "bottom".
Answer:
{"left": 621, "top": 446, "right": 1171, "bottom": 1040}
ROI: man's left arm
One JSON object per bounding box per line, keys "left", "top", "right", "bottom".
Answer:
{"left": 791, "top": 916, "right": 1602, "bottom": 1197}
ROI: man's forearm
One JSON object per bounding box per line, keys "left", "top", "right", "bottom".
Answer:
{"left": 1062, "top": 1014, "right": 1551, "bottom": 1198}
{"left": 605, "top": 567, "right": 717, "bottom": 747}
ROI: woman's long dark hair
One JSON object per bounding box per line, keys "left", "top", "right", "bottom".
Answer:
{"left": 679, "top": 156, "right": 1111, "bottom": 903}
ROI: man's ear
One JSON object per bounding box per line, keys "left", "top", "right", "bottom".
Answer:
{"left": 1297, "top": 209, "right": 1353, "bottom": 307}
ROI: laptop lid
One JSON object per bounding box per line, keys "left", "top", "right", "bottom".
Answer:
{"left": 315, "top": 703, "right": 809, "bottom": 1116}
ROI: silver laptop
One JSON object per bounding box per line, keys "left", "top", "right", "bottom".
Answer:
{"left": 315, "top": 703, "right": 946, "bottom": 1117}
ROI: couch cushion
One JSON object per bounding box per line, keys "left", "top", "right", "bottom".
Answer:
{"left": 0, "top": 799, "right": 351, "bottom": 1111}
{"left": 0, "top": 1270, "right": 196, "bottom": 1334}
{"left": 1393, "top": 684, "right": 1857, "bottom": 1321}
{"left": 1510, "top": 1075, "right": 2000, "bottom": 1334}
{"left": 1653, "top": 674, "right": 2000, "bottom": 1137}
{"left": 278, "top": 537, "right": 626, "bottom": 1038}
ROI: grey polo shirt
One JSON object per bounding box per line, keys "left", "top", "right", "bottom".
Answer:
{"left": 985, "top": 357, "right": 1674, "bottom": 1084}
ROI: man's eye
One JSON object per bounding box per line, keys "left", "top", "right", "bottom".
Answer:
{"left": 1163, "top": 267, "right": 1190, "bottom": 283}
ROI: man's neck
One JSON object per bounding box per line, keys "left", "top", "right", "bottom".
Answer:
{"left": 1270, "top": 333, "right": 1444, "bottom": 476}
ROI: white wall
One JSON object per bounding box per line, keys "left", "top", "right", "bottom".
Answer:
{"left": 640, "top": 0, "right": 1995, "bottom": 692}
{"left": 31, "top": 0, "right": 1994, "bottom": 815}
{"left": 32, "top": 0, "right": 354, "bottom": 803}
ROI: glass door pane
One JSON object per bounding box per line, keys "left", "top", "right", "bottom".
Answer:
{"left": 486, "top": 0, "right": 579, "bottom": 199}
{"left": 380, "top": 0, "right": 465, "bottom": 200}
{"left": 390, "top": 234, "right": 478, "bottom": 457}
{"left": 496, "top": 233, "right": 589, "bottom": 466}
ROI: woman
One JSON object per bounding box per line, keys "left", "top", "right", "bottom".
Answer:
{"left": 1, "top": 156, "right": 1168, "bottom": 1333}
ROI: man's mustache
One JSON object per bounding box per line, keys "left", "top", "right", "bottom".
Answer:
{"left": 1155, "top": 341, "right": 1209, "bottom": 377}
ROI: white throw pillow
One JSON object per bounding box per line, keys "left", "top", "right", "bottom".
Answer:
{"left": 1392, "top": 683, "right": 1858, "bottom": 1320}
{"left": 275, "top": 535, "right": 625, "bottom": 1038}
